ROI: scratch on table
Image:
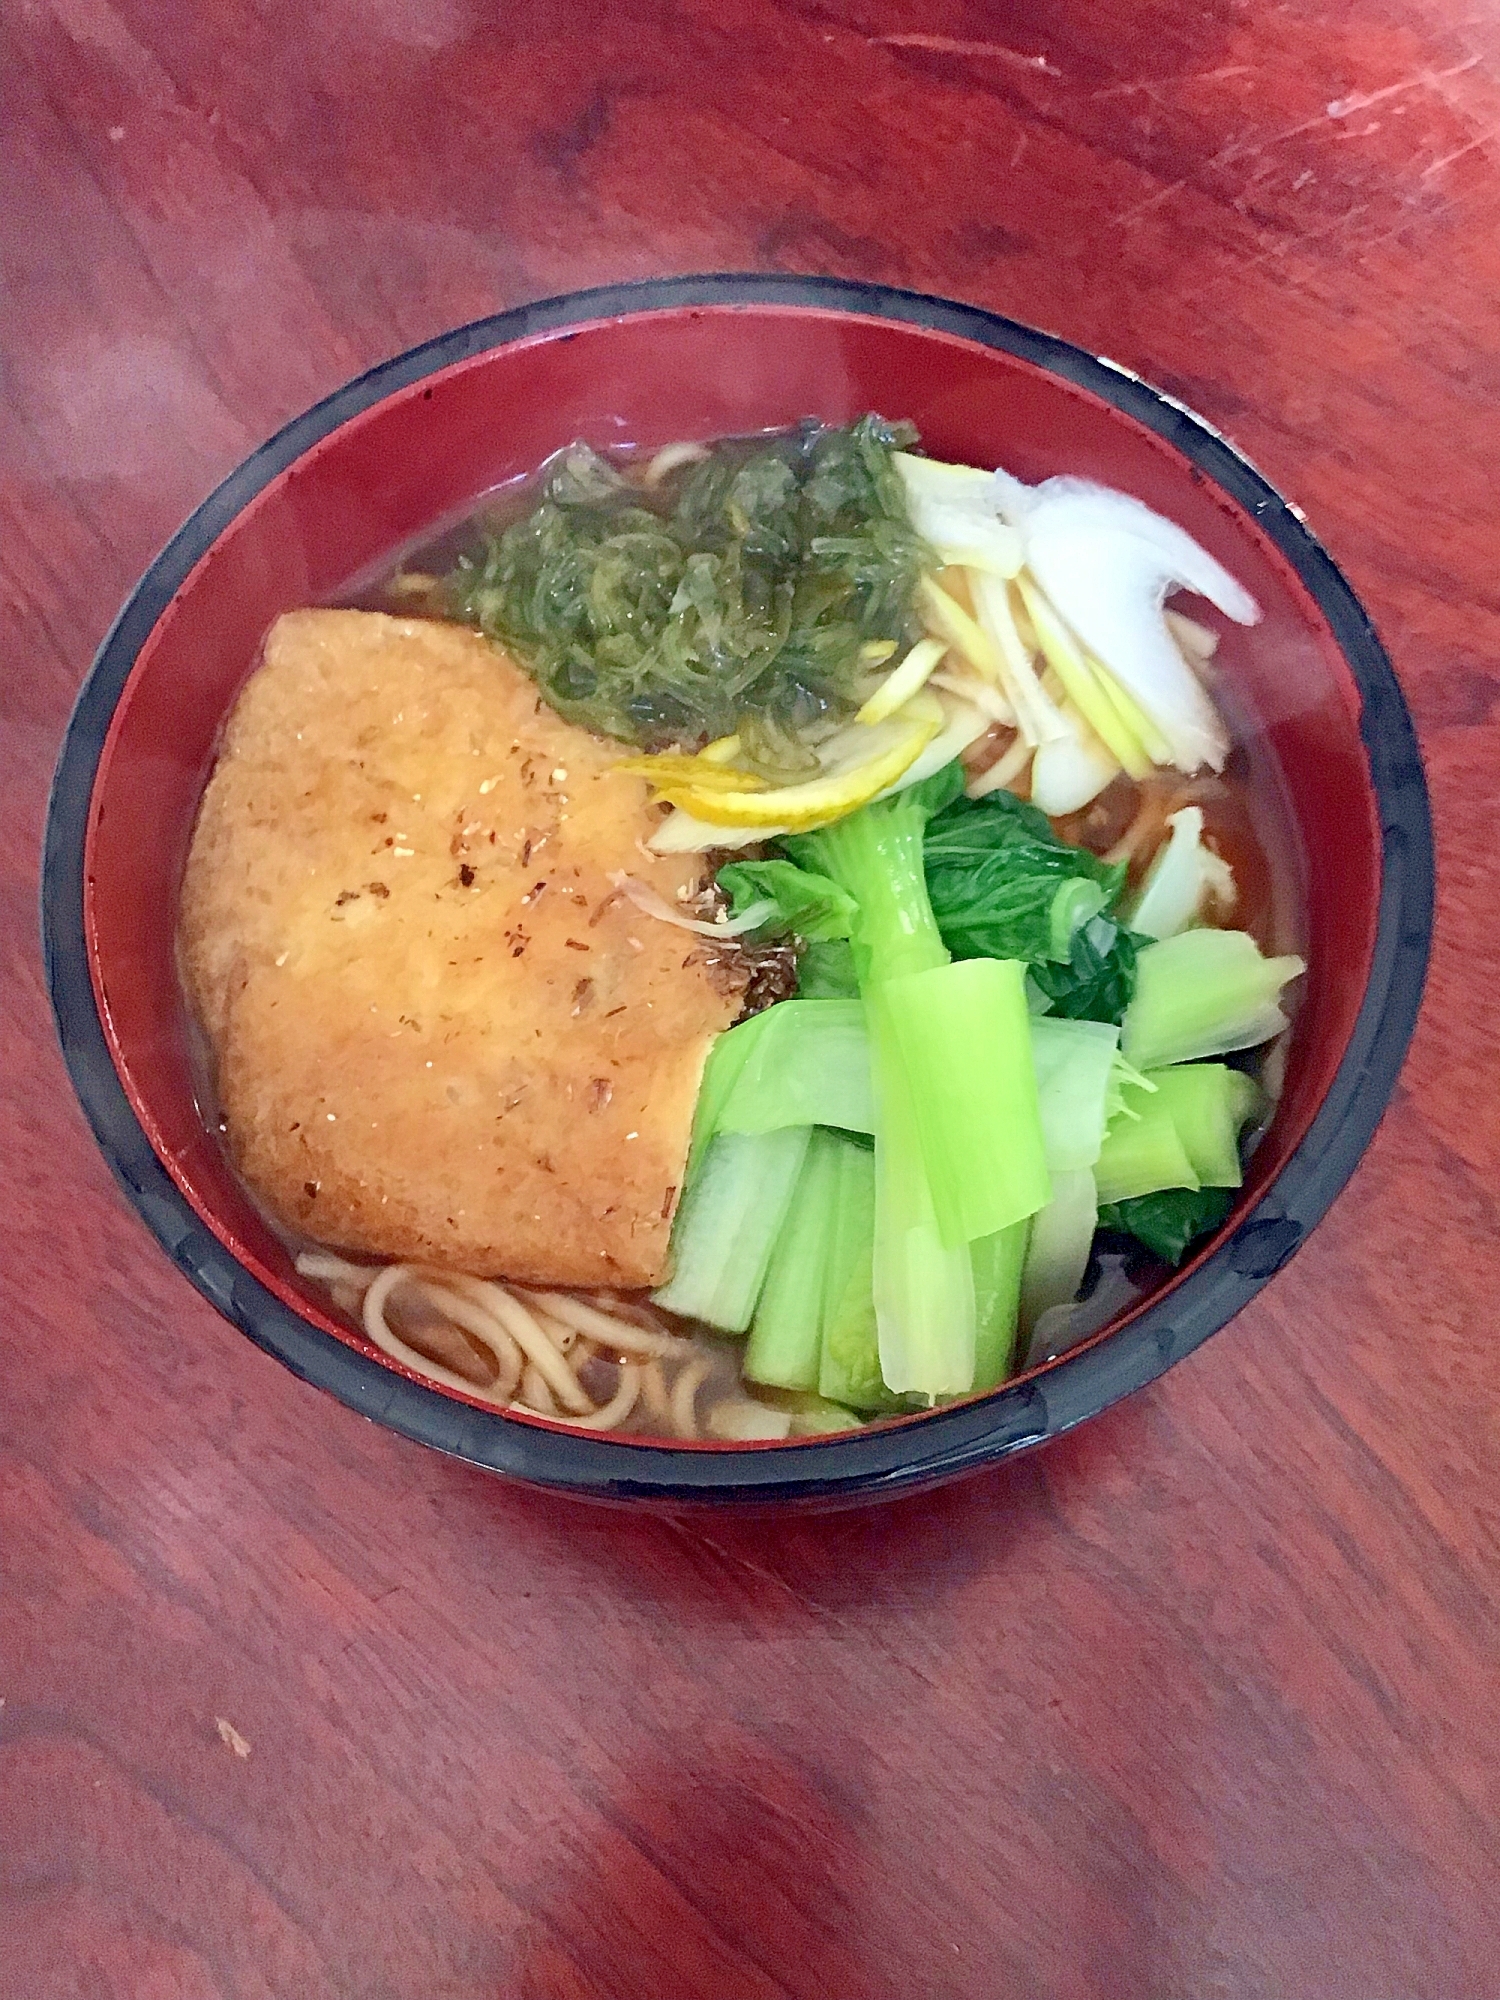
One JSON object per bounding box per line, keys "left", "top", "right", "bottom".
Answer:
{"left": 876, "top": 34, "right": 1060, "bottom": 77}
{"left": 1423, "top": 127, "right": 1500, "bottom": 179}
{"left": 1326, "top": 53, "right": 1482, "bottom": 122}
{"left": 1111, "top": 177, "right": 1191, "bottom": 227}
{"left": 1093, "top": 64, "right": 1250, "bottom": 101}
{"left": 1210, "top": 199, "right": 1375, "bottom": 291}
{"left": 1206, "top": 53, "right": 1487, "bottom": 178}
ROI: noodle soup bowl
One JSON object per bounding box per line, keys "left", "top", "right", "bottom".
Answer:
{"left": 43, "top": 275, "right": 1432, "bottom": 1506}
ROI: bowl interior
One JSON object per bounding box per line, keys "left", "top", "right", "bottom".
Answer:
{"left": 82, "top": 302, "right": 1381, "bottom": 1437}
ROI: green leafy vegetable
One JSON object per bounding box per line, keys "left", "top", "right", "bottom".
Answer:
{"left": 1019, "top": 1168, "right": 1099, "bottom": 1337}
{"left": 445, "top": 416, "right": 931, "bottom": 749}
{"left": 652, "top": 1126, "right": 812, "bottom": 1330}
{"left": 1093, "top": 1084, "right": 1200, "bottom": 1206}
{"left": 1027, "top": 915, "right": 1144, "bottom": 1025}
{"left": 1122, "top": 929, "right": 1305, "bottom": 1069}
{"left": 787, "top": 766, "right": 1050, "bottom": 1398}
{"left": 817, "top": 1135, "right": 901, "bottom": 1411}
{"left": 795, "top": 940, "right": 860, "bottom": 998}
{"left": 1028, "top": 1017, "right": 1121, "bottom": 1172}
{"left": 716, "top": 859, "right": 856, "bottom": 941}
{"left": 1097, "top": 1187, "right": 1235, "bottom": 1264}
{"left": 750, "top": 1387, "right": 866, "bottom": 1433}
{"left": 881, "top": 956, "right": 1050, "bottom": 1245}
{"left": 709, "top": 1000, "right": 875, "bottom": 1139}
{"left": 745, "top": 1129, "right": 845, "bottom": 1392}
{"left": 787, "top": 778, "right": 973, "bottom": 1397}
{"left": 971, "top": 1220, "right": 1029, "bottom": 1391}
{"left": 1146, "top": 1065, "right": 1264, "bottom": 1187}
{"left": 922, "top": 789, "right": 1126, "bottom": 965}
{"left": 1094, "top": 1062, "right": 1262, "bottom": 1205}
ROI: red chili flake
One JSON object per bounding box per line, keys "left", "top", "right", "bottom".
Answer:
{"left": 564, "top": 938, "right": 589, "bottom": 951}
{"left": 459, "top": 864, "right": 476, "bottom": 887}
{"left": 366, "top": 881, "right": 389, "bottom": 898}
{"left": 661, "top": 1185, "right": 677, "bottom": 1219}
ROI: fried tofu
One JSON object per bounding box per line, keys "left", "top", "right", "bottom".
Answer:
{"left": 178, "top": 609, "right": 744, "bottom": 1287}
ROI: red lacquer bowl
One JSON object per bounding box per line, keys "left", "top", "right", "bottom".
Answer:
{"left": 42, "top": 276, "right": 1432, "bottom": 1505}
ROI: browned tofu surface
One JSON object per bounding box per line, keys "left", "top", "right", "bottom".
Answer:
{"left": 178, "top": 609, "right": 744, "bottom": 1286}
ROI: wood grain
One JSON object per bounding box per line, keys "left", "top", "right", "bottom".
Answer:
{"left": 3, "top": 1, "right": 1499, "bottom": 1993}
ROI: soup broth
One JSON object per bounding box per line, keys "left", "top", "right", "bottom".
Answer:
{"left": 180, "top": 421, "right": 1306, "bottom": 1442}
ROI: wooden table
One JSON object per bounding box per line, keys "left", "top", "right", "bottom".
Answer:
{"left": 4, "top": 4, "right": 1498, "bottom": 1993}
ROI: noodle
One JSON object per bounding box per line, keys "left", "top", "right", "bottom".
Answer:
{"left": 414, "top": 1281, "right": 523, "bottom": 1399}
{"left": 537, "top": 1362, "right": 644, "bottom": 1431}
{"left": 298, "top": 1248, "right": 725, "bottom": 1429}
{"left": 1101, "top": 775, "right": 1217, "bottom": 869}
{"left": 359, "top": 1264, "right": 513, "bottom": 1405}
{"left": 305, "top": 1236, "right": 765, "bottom": 1434}
{"left": 640, "top": 1358, "right": 673, "bottom": 1427}
{"left": 671, "top": 1355, "right": 713, "bottom": 1440}
{"left": 436, "top": 1274, "right": 593, "bottom": 1413}
{"left": 297, "top": 1250, "right": 382, "bottom": 1287}
{"left": 524, "top": 1290, "right": 690, "bottom": 1358}
{"left": 525, "top": 1306, "right": 580, "bottom": 1352}
{"left": 519, "top": 1362, "right": 559, "bottom": 1416}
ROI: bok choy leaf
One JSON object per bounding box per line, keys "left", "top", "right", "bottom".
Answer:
{"left": 1097, "top": 1187, "right": 1235, "bottom": 1264}
{"left": 921, "top": 789, "right": 1126, "bottom": 967}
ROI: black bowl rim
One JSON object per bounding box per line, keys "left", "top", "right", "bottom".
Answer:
{"left": 41, "top": 273, "right": 1433, "bottom": 1506}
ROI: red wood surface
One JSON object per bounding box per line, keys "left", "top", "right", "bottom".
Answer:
{"left": 3, "top": 3, "right": 1498, "bottom": 1993}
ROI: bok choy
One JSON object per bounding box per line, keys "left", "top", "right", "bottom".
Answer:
{"left": 785, "top": 767, "right": 1049, "bottom": 1398}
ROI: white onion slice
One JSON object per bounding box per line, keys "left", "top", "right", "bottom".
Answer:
{"left": 991, "top": 471, "right": 1258, "bottom": 773}
{"left": 1029, "top": 726, "right": 1120, "bottom": 816}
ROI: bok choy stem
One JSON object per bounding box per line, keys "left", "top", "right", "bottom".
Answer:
{"left": 786, "top": 767, "right": 1049, "bottom": 1398}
